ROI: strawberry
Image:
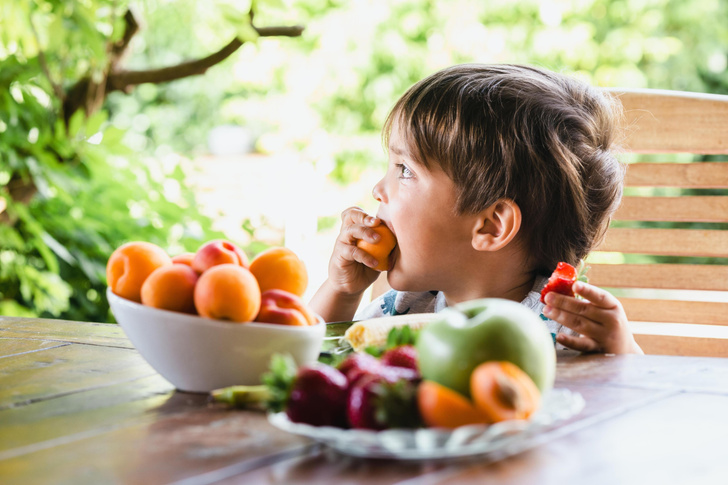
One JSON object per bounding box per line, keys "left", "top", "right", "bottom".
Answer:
{"left": 337, "top": 352, "right": 381, "bottom": 381}
{"left": 540, "top": 261, "right": 578, "bottom": 303}
{"left": 346, "top": 374, "right": 421, "bottom": 430}
{"left": 286, "top": 364, "right": 349, "bottom": 427}
{"left": 380, "top": 345, "right": 419, "bottom": 372}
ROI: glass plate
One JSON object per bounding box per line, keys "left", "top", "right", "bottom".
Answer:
{"left": 268, "top": 388, "right": 585, "bottom": 460}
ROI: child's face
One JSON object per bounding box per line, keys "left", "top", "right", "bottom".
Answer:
{"left": 372, "top": 124, "right": 477, "bottom": 292}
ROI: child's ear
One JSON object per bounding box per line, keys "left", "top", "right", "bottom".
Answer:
{"left": 471, "top": 199, "right": 522, "bottom": 252}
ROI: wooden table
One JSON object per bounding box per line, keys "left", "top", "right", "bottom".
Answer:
{"left": 2, "top": 316, "right": 727, "bottom": 484}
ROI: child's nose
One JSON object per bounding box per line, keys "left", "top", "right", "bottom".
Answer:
{"left": 372, "top": 177, "right": 387, "bottom": 203}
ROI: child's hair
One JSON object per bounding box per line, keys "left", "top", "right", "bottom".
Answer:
{"left": 383, "top": 64, "right": 625, "bottom": 275}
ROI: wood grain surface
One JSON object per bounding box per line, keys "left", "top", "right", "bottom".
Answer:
{"left": 1, "top": 318, "right": 727, "bottom": 484}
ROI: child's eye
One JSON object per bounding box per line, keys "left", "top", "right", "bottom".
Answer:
{"left": 395, "top": 163, "right": 413, "bottom": 179}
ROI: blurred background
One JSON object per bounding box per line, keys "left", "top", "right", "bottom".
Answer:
{"left": 1, "top": 0, "right": 727, "bottom": 322}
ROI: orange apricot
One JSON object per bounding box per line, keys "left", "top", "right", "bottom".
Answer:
{"left": 141, "top": 264, "right": 199, "bottom": 314}
{"left": 194, "top": 264, "right": 261, "bottom": 322}
{"left": 356, "top": 224, "right": 396, "bottom": 271}
{"left": 248, "top": 247, "right": 308, "bottom": 297}
{"left": 417, "top": 380, "right": 489, "bottom": 429}
{"left": 106, "top": 241, "right": 172, "bottom": 303}
{"left": 192, "top": 239, "right": 249, "bottom": 274}
{"left": 171, "top": 252, "right": 195, "bottom": 266}
{"left": 470, "top": 361, "right": 541, "bottom": 423}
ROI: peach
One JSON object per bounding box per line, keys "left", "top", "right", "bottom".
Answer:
{"left": 141, "top": 264, "right": 199, "bottom": 314}
{"left": 192, "top": 239, "right": 249, "bottom": 274}
{"left": 171, "top": 252, "right": 195, "bottom": 266}
{"left": 107, "top": 241, "right": 172, "bottom": 303}
{"left": 356, "top": 224, "right": 396, "bottom": 271}
{"left": 194, "top": 264, "right": 261, "bottom": 322}
{"left": 255, "top": 289, "right": 318, "bottom": 326}
{"left": 249, "top": 247, "right": 308, "bottom": 296}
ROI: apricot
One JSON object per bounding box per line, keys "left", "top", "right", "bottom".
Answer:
{"left": 470, "top": 361, "right": 541, "bottom": 423}
{"left": 107, "top": 241, "right": 172, "bottom": 303}
{"left": 171, "top": 252, "right": 195, "bottom": 266}
{"left": 249, "top": 247, "right": 308, "bottom": 297}
{"left": 141, "top": 264, "right": 199, "bottom": 314}
{"left": 356, "top": 224, "right": 396, "bottom": 271}
{"left": 417, "top": 380, "right": 489, "bottom": 429}
{"left": 194, "top": 264, "right": 261, "bottom": 322}
{"left": 192, "top": 239, "right": 249, "bottom": 274}
{"left": 255, "top": 289, "right": 318, "bottom": 326}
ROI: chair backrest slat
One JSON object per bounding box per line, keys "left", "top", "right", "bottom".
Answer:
{"left": 619, "top": 298, "right": 728, "bottom": 326}
{"left": 597, "top": 228, "right": 728, "bottom": 258}
{"left": 625, "top": 162, "right": 728, "bottom": 188}
{"left": 608, "top": 88, "right": 728, "bottom": 153}
{"left": 589, "top": 263, "right": 728, "bottom": 292}
{"left": 615, "top": 196, "right": 728, "bottom": 222}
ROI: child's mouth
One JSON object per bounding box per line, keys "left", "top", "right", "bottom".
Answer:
{"left": 387, "top": 245, "right": 398, "bottom": 272}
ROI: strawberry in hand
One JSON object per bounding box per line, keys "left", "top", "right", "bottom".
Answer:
{"left": 540, "top": 262, "right": 578, "bottom": 304}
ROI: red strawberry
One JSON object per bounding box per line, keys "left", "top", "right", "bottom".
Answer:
{"left": 540, "top": 262, "right": 578, "bottom": 303}
{"left": 337, "top": 352, "right": 381, "bottom": 381}
{"left": 380, "top": 345, "right": 418, "bottom": 372}
{"left": 338, "top": 352, "right": 419, "bottom": 391}
{"left": 347, "top": 362, "right": 419, "bottom": 391}
{"left": 346, "top": 374, "right": 421, "bottom": 430}
{"left": 285, "top": 364, "right": 348, "bottom": 428}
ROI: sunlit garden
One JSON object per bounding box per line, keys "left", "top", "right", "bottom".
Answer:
{"left": 2, "top": 0, "right": 727, "bottom": 322}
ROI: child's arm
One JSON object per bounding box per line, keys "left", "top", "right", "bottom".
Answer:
{"left": 309, "top": 207, "right": 385, "bottom": 322}
{"left": 542, "top": 281, "right": 644, "bottom": 354}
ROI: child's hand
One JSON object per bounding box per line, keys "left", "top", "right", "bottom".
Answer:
{"left": 542, "top": 281, "right": 644, "bottom": 354}
{"left": 326, "top": 207, "right": 386, "bottom": 296}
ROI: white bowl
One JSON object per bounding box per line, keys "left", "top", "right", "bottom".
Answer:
{"left": 107, "top": 288, "right": 325, "bottom": 393}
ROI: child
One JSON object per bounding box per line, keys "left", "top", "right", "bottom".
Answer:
{"left": 310, "top": 64, "right": 643, "bottom": 355}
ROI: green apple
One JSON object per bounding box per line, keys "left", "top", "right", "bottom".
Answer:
{"left": 415, "top": 298, "right": 556, "bottom": 396}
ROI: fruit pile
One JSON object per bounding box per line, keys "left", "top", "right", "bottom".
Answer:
{"left": 106, "top": 239, "right": 317, "bottom": 325}
{"left": 214, "top": 298, "right": 557, "bottom": 430}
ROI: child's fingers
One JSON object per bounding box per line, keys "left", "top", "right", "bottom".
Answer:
{"left": 339, "top": 208, "right": 381, "bottom": 244}
{"left": 572, "top": 281, "right": 620, "bottom": 310}
{"left": 341, "top": 241, "right": 379, "bottom": 269}
{"left": 342, "top": 223, "right": 382, "bottom": 245}
{"left": 542, "top": 304, "right": 607, "bottom": 341}
{"left": 544, "top": 291, "right": 608, "bottom": 323}
{"left": 555, "top": 333, "right": 602, "bottom": 353}
{"left": 341, "top": 206, "right": 380, "bottom": 228}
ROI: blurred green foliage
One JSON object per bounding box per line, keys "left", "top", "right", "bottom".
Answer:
{"left": 0, "top": 1, "right": 228, "bottom": 321}
{"left": 1, "top": 0, "right": 727, "bottom": 321}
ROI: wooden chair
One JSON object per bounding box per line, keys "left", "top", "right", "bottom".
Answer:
{"left": 590, "top": 88, "right": 728, "bottom": 357}
{"left": 370, "top": 87, "right": 728, "bottom": 357}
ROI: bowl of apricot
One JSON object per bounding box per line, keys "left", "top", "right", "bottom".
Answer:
{"left": 106, "top": 240, "right": 325, "bottom": 393}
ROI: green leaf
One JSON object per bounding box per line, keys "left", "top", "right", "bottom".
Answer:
{"left": 68, "top": 110, "right": 85, "bottom": 139}
{"left": 260, "top": 353, "right": 298, "bottom": 413}
{"left": 85, "top": 110, "right": 108, "bottom": 137}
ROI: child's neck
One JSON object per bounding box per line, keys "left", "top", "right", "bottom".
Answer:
{"left": 441, "top": 258, "right": 536, "bottom": 307}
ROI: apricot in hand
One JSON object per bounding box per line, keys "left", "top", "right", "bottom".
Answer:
{"left": 356, "top": 224, "right": 396, "bottom": 271}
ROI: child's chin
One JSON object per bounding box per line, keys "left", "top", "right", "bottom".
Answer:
{"left": 386, "top": 271, "right": 426, "bottom": 293}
